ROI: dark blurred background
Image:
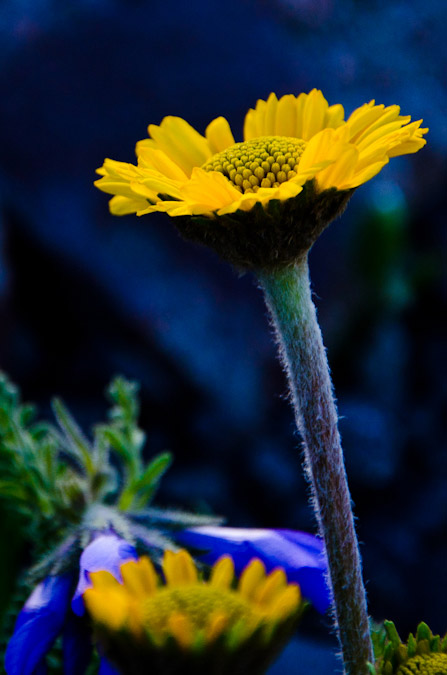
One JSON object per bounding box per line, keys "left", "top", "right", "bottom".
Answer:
{"left": 0, "top": 0, "right": 445, "bottom": 671}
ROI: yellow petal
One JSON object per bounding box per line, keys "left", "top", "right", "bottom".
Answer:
{"left": 243, "top": 97, "right": 268, "bottom": 140}
{"left": 215, "top": 181, "right": 302, "bottom": 217}
{"left": 163, "top": 549, "right": 198, "bottom": 586}
{"left": 94, "top": 159, "right": 148, "bottom": 199}
{"left": 297, "top": 128, "right": 339, "bottom": 177}
{"left": 355, "top": 106, "right": 409, "bottom": 144}
{"left": 205, "top": 117, "right": 236, "bottom": 154}
{"left": 387, "top": 120, "right": 428, "bottom": 157}
{"left": 297, "top": 127, "right": 363, "bottom": 191}
{"left": 345, "top": 101, "right": 384, "bottom": 139}
{"left": 210, "top": 556, "right": 235, "bottom": 589}
{"left": 254, "top": 568, "right": 287, "bottom": 606}
{"left": 173, "top": 167, "right": 243, "bottom": 216}
{"left": 120, "top": 557, "right": 158, "bottom": 597}
{"left": 268, "top": 584, "right": 301, "bottom": 621}
{"left": 315, "top": 144, "right": 358, "bottom": 191}
{"left": 300, "top": 89, "right": 328, "bottom": 141}
{"left": 275, "top": 95, "right": 298, "bottom": 137}
{"left": 347, "top": 158, "right": 389, "bottom": 189}
{"left": 89, "top": 570, "right": 120, "bottom": 590}
{"left": 387, "top": 136, "right": 427, "bottom": 157}
{"left": 205, "top": 612, "right": 229, "bottom": 642}
{"left": 238, "top": 559, "right": 266, "bottom": 601}
{"left": 325, "top": 103, "right": 345, "bottom": 129}
{"left": 137, "top": 146, "right": 188, "bottom": 181}
{"left": 108, "top": 195, "right": 150, "bottom": 216}
{"left": 94, "top": 158, "right": 162, "bottom": 216}
{"left": 243, "top": 110, "right": 258, "bottom": 141}
{"left": 137, "top": 200, "right": 196, "bottom": 217}
{"left": 355, "top": 120, "right": 413, "bottom": 154}
{"left": 148, "top": 116, "right": 212, "bottom": 176}
{"left": 83, "top": 588, "right": 129, "bottom": 630}
{"left": 243, "top": 90, "right": 344, "bottom": 142}
{"left": 130, "top": 172, "right": 183, "bottom": 200}
{"left": 264, "top": 93, "right": 279, "bottom": 136}
{"left": 354, "top": 134, "right": 399, "bottom": 170}
{"left": 168, "top": 612, "right": 194, "bottom": 649}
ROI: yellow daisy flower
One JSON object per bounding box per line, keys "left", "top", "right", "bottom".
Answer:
{"left": 95, "top": 90, "right": 427, "bottom": 269}
{"left": 95, "top": 90, "right": 426, "bottom": 215}
{"left": 84, "top": 549, "right": 302, "bottom": 674}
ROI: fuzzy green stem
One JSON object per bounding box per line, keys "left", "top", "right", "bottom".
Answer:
{"left": 258, "top": 256, "right": 373, "bottom": 675}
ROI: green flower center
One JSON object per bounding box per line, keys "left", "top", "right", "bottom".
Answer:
{"left": 397, "top": 654, "right": 447, "bottom": 674}
{"left": 143, "top": 586, "right": 256, "bottom": 633}
{"left": 202, "top": 136, "right": 306, "bottom": 194}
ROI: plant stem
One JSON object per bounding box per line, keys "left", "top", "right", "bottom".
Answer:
{"left": 258, "top": 256, "right": 373, "bottom": 675}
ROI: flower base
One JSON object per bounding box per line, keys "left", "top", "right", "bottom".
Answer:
{"left": 174, "top": 183, "right": 353, "bottom": 270}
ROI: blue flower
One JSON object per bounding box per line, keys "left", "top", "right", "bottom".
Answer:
{"left": 175, "top": 526, "right": 331, "bottom": 614}
{"left": 5, "top": 527, "right": 330, "bottom": 673}
{"left": 5, "top": 533, "right": 137, "bottom": 675}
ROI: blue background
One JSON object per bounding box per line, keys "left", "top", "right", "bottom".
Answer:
{"left": 0, "top": 0, "right": 445, "bottom": 671}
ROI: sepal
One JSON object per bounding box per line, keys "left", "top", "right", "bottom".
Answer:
{"left": 174, "top": 182, "right": 353, "bottom": 270}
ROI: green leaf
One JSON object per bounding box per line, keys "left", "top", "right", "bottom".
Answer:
{"left": 119, "top": 452, "right": 172, "bottom": 511}
{"left": 98, "top": 426, "right": 134, "bottom": 465}
{"left": 107, "top": 377, "right": 140, "bottom": 425}
{"left": 384, "top": 621, "right": 401, "bottom": 648}
{"left": 407, "top": 633, "right": 417, "bottom": 658}
{"left": 134, "top": 452, "right": 172, "bottom": 499}
{"left": 430, "top": 635, "right": 440, "bottom": 652}
{"left": 52, "top": 399, "right": 94, "bottom": 477}
{"left": 416, "top": 622, "right": 431, "bottom": 642}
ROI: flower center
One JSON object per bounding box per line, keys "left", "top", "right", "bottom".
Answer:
{"left": 143, "top": 586, "right": 256, "bottom": 634}
{"left": 396, "top": 653, "right": 447, "bottom": 674}
{"left": 202, "top": 136, "right": 306, "bottom": 194}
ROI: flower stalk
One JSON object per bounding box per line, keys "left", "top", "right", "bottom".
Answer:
{"left": 258, "top": 256, "right": 373, "bottom": 675}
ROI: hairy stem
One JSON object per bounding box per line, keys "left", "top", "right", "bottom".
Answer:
{"left": 258, "top": 257, "right": 373, "bottom": 675}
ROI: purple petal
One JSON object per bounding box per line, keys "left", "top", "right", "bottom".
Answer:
{"left": 5, "top": 575, "right": 73, "bottom": 675}
{"left": 62, "top": 612, "right": 92, "bottom": 675}
{"left": 176, "top": 526, "right": 331, "bottom": 614}
{"left": 99, "top": 657, "right": 121, "bottom": 675}
{"left": 71, "top": 533, "right": 137, "bottom": 616}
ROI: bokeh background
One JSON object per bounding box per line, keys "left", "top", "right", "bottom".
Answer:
{"left": 0, "top": 0, "right": 445, "bottom": 671}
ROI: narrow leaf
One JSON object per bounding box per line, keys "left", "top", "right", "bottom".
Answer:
{"left": 52, "top": 399, "right": 94, "bottom": 476}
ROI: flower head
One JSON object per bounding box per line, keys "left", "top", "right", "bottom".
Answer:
{"left": 84, "top": 549, "right": 302, "bottom": 675}
{"left": 370, "top": 621, "right": 447, "bottom": 675}
{"left": 175, "top": 525, "right": 330, "bottom": 614}
{"left": 95, "top": 90, "right": 427, "bottom": 268}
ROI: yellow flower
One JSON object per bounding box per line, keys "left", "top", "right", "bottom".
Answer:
{"left": 396, "top": 653, "right": 447, "bottom": 674}
{"left": 95, "top": 89, "right": 427, "bottom": 220}
{"left": 370, "top": 621, "right": 447, "bottom": 675}
{"left": 84, "top": 549, "right": 302, "bottom": 674}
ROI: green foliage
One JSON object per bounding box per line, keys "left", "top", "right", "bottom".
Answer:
{"left": 0, "top": 374, "right": 77, "bottom": 546}
{"left": 0, "top": 373, "right": 224, "bottom": 672}
{"left": 95, "top": 377, "right": 172, "bottom": 511}
{"left": 0, "top": 371, "right": 222, "bottom": 573}
{"left": 0, "top": 373, "right": 175, "bottom": 557}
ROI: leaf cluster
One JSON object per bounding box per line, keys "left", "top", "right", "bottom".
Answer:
{"left": 0, "top": 373, "right": 171, "bottom": 552}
